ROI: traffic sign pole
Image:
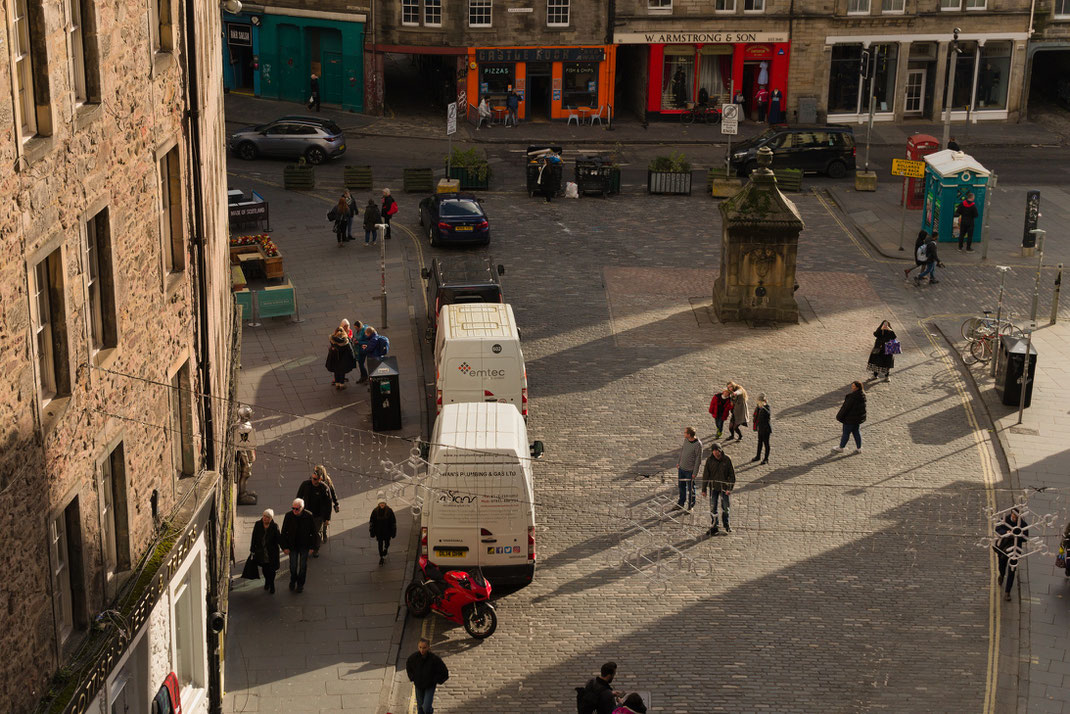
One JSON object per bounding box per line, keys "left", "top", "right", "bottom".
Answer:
{"left": 889, "top": 159, "right": 925, "bottom": 252}
{"left": 898, "top": 175, "right": 907, "bottom": 252}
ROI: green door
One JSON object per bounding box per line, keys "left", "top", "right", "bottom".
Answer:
{"left": 277, "top": 23, "right": 304, "bottom": 104}
{"left": 320, "top": 30, "right": 344, "bottom": 106}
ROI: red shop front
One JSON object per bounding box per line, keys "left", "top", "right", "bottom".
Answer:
{"left": 642, "top": 39, "right": 790, "bottom": 120}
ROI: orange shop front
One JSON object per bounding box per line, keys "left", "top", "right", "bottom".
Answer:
{"left": 466, "top": 46, "right": 616, "bottom": 122}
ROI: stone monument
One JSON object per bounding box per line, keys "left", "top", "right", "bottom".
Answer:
{"left": 712, "top": 147, "right": 804, "bottom": 324}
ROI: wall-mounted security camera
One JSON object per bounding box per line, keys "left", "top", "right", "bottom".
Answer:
{"left": 220, "top": 0, "right": 243, "bottom": 14}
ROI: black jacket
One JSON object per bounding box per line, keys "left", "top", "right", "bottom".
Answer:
{"left": 836, "top": 390, "right": 867, "bottom": 425}
{"left": 370, "top": 505, "right": 397, "bottom": 540}
{"left": 406, "top": 651, "right": 449, "bottom": 690}
{"left": 325, "top": 335, "right": 357, "bottom": 375}
{"left": 995, "top": 514, "right": 1030, "bottom": 556}
{"left": 924, "top": 238, "right": 939, "bottom": 265}
{"left": 250, "top": 520, "right": 280, "bottom": 569}
{"left": 752, "top": 403, "right": 772, "bottom": 435}
{"left": 280, "top": 509, "right": 319, "bottom": 551}
{"left": 702, "top": 453, "right": 736, "bottom": 492}
{"left": 296, "top": 479, "right": 338, "bottom": 520}
{"left": 868, "top": 327, "right": 897, "bottom": 370}
{"left": 956, "top": 200, "right": 979, "bottom": 228}
{"left": 363, "top": 204, "right": 381, "bottom": 231}
{"left": 579, "top": 677, "right": 616, "bottom": 714}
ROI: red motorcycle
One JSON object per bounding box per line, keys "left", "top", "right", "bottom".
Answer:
{"left": 404, "top": 556, "right": 498, "bottom": 639}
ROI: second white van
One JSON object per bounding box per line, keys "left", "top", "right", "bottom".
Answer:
{"left": 434, "top": 303, "right": 528, "bottom": 417}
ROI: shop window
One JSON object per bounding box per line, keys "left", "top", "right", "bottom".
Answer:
{"left": 563, "top": 62, "right": 597, "bottom": 108}
{"left": 86, "top": 207, "right": 117, "bottom": 352}
{"left": 401, "top": 0, "right": 419, "bottom": 25}
{"left": 715, "top": 0, "right": 735, "bottom": 11}
{"left": 1057, "top": 0, "right": 1070, "bottom": 17}
{"left": 847, "top": 0, "right": 871, "bottom": 14}
{"left": 827, "top": 44, "right": 897, "bottom": 114}
{"left": 881, "top": 0, "right": 904, "bottom": 13}
{"left": 870, "top": 44, "right": 898, "bottom": 112}
{"left": 661, "top": 46, "right": 694, "bottom": 110}
{"left": 424, "top": 0, "right": 441, "bottom": 26}
{"left": 173, "top": 554, "right": 206, "bottom": 700}
{"left": 966, "top": 0, "right": 986, "bottom": 8}
{"left": 745, "top": 0, "right": 765, "bottom": 11}
{"left": 480, "top": 64, "right": 513, "bottom": 107}
{"left": 547, "top": 0, "right": 569, "bottom": 26}
{"left": 977, "top": 42, "right": 1010, "bottom": 109}
{"left": 31, "top": 248, "right": 71, "bottom": 404}
{"left": 649, "top": 0, "right": 672, "bottom": 8}
{"left": 469, "top": 0, "right": 491, "bottom": 26}
{"left": 698, "top": 46, "right": 733, "bottom": 103}
{"left": 947, "top": 41, "right": 978, "bottom": 111}
{"left": 940, "top": 0, "right": 961, "bottom": 10}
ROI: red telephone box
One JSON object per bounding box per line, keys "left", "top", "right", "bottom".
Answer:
{"left": 903, "top": 134, "right": 940, "bottom": 209}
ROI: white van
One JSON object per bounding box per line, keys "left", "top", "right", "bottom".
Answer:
{"left": 434, "top": 303, "right": 528, "bottom": 417}
{"left": 421, "top": 402, "right": 543, "bottom": 585}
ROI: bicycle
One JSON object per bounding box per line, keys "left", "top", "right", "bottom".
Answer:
{"left": 964, "top": 330, "right": 1000, "bottom": 364}
{"left": 680, "top": 102, "right": 722, "bottom": 125}
{"left": 960, "top": 310, "right": 1024, "bottom": 342}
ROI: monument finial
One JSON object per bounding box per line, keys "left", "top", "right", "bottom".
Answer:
{"left": 756, "top": 146, "right": 774, "bottom": 173}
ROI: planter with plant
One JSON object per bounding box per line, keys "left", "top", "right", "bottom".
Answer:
{"left": 647, "top": 151, "right": 693, "bottom": 195}
{"left": 445, "top": 147, "right": 492, "bottom": 190}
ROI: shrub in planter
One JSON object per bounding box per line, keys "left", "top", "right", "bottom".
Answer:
{"left": 445, "top": 147, "right": 492, "bottom": 189}
{"left": 648, "top": 151, "right": 693, "bottom": 195}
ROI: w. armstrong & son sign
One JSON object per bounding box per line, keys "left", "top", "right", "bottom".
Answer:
{"left": 614, "top": 31, "right": 788, "bottom": 44}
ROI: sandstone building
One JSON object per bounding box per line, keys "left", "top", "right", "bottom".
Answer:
{"left": 0, "top": 0, "right": 236, "bottom": 712}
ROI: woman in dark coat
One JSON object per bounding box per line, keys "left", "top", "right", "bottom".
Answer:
{"left": 363, "top": 199, "right": 381, "bottom": 245}
{"left": 834, "top": 381, "right": 867, "bottom": 454}
{"left": 867, "top": 320, "right": 897, "bottom": 381}
{"left": 250, "top": 508, "right": 281, "bottom": 594}
{"left": 332, "top": 196, "right": 350, "bottom": 245}
{"left": 369, "top": 492, "right": 397, "bottom": 566}
{"left": 750, "top": 393, "right": 772, "bottom": 465}
{"left": 905, "top": 231, "right": 928, "bottom": 280}
{"left": 325, "top": 326, "right": 357, "bottom": 389}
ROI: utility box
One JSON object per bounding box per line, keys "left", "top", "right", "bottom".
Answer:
{"left": 369, "top": 356, "right": 402, "bottom": 431}
{"left": 922, "top": 150, "right": 990, "bottom": 244}
{"left": 994, "top": 336, "right": 1037, "bottom": 408}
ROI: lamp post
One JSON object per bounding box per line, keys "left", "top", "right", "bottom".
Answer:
{"left": 990, "top": 265, "right": 1011, "bottom": 379}
{"left": 941, "top": 28, "right": 962, "bottom": 150}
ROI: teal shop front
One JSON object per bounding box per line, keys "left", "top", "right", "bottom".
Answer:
{"left": 922, "top": 150, "right": 990, "bottom": 244}
{"left": 258, "top": 14, "right": 364, "bottom": 112}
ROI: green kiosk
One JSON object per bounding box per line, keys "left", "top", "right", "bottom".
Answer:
{"left": 921, "top": 150, "right": 990, "bottom": 244}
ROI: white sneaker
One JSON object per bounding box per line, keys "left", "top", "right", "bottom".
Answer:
{"left": 832, "top": 447, "right": 845, "bottom": 453}
{"left": 853, "top": 447, "right": 863, "bottom": 454}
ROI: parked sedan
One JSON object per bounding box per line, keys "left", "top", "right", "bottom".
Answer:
{"left": 228, "top": 117, "right": 346, "bottom": 164}
{"left": 418, "top": 193, "right": 490, "bottom": 247}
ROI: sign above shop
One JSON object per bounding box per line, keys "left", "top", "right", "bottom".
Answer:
{"left": 475, "top": 47, "right": 606, "bottom": 63}
{"left": 614, "top": 31, "right": 788, "bottom": 44}
{"left": 227, "top": 23, "right": 252, "bottom": 47}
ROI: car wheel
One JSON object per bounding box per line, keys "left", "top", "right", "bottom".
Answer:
{"left": 826, "top": 160, "right": 847, "bottom": 179}
{"left": 743, "top": 161, "right": 758, "bottom": 177}
{"left": 418, "top": 210, "right": 424, "bottom": 228}
{"left": 305, "top": 147, "right": 327, "bottom": 165}
{"left": 428, "top": 224, "right": 438, "bottom": 247}
{"left": 237, "top": 142, "right": 258, "bottom": 161}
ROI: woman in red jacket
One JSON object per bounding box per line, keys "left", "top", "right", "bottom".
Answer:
{"left": 709, "top": 387, "right": 733, "bottom": 439}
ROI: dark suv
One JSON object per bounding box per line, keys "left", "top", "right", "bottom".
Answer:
{"left": 420, "top": 258, "right": 505, "bottom": 339}
{"left": 729, "top": 124, "right": 856, "bottom": 178}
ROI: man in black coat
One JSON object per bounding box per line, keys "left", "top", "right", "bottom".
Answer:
{"left": 955, "top": 192, "right": 979, "bottom": 252}
{"left": 406, "top": 638, "right": 449, "bottom": 714}
{"left": 280, "top": 498, "right": 319, "bottom": 592}
{"left": 369, "top": 491, "right": 397, "bottom": 566}
{"left": 915, "top": 232, "right": 943, "bottom": 286}
{"left": 702, "top": 444, "right": 736, "bottom": 536}
{"left": 296, "top": 466, "right": 339, "bottom": 557}
{"left": 578, "top": 661, "right": 619, "bottom": 714}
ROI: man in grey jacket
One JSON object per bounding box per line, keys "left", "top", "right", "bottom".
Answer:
{"left": 702, "top": 443, "right": 736, "bottom": 536}
{"left": 674, "top": 426, "right": 703, "bottom": 511}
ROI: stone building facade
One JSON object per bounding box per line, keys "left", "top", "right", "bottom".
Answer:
{"left": 1021, "top": 0, "right": 1070, "bottom": 116}
{"left": 0, "top": 0, "right": 235, "bottom": 711}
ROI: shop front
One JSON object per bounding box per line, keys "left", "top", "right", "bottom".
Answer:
{"left": 615, "top": 31, "right": 790, "bottom": 120}
{"left": 465, "top": 45, "right": 617, "bottom": 122}
{"left": 222, "top": 11, "right": 259, "bottom": 95}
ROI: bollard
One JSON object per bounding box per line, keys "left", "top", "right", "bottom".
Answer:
{"left": 1053, "top": 264, "right": 1063, "bottom": 326}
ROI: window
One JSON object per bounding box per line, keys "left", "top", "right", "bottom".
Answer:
{"left": 827, "top": 44, "right": 898, "bottom": 114}
{"left": 946, "top": 40, "right": 978, "bottom": 111}
{"left": 977, "top": 42, "right": 1011, "bottom": 109}
{"left": 1058, "top": 0, "right": 1070, "bottom": 17}
{"left": 966, "top": 0, "right": 986, "bottom": 8}
{"left": 480, "top": 64, "right": 514, "bottom": 106}
{"left": 941, "top": 0, "right": 961, "bottom": 9}
{"left": 424, "top": 0, "right": 442, "bottom": 25}
{"left": 86, "top": 208, "right": 117, "bottom": 352}
{"left": 66, "top": 0, "right": 86, "bottom": 102}
{"left": 715, "top": 0, "right": 735, "bottom": 11}
{"left": 101, "top": 442, "right": 130, "bottom": 577}
{"left": 401, "top": 0, "right": 419, "bottom": 24}
{"left": 171, "top": 361, "right": 194, "bottom": 479}
{"left": 547, "top": 0, "right": 570, "bottom": 26}
{"left": 469, "top": 0, "right": 491, "bottom": 26}
{"left": 563, "top": 63, "right": 597, "bottom": 108}
{"left": 745, "top": 0, "right": 765, "bottom": 11}
{"left": 847, "top": 0, "right": 871, "bottom": 14}
{"left": 151, "top": 0, "right": 173, "bottom": 51}
{"left": 662, "top": 45, "right": 695, "bottom": 110}
{"left": 173, "top": 556, "right": 206, "bottom": 697}
{"left": 12, "top": 0, "right": 37, "bottom": 137}
{"left": 160, "top": 147, "right": 184, "bottom": 275}
{"left": 649, "top": 0, "right": 673, "bottom": 9}
{"left": 31, "top": 249, "right": 70, "bottom": 402}
{"left": 882, "top": 0, "right": 904, "bottom": 13}
{"left": 51, "top": 498, "right": 87, "bottom": 646}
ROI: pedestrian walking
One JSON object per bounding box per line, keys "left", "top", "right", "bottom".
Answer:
{"left": 727, "top": 382, "right": 750, "bottom": 442}
{"left": 363, "top": 199, "right": 381, "bottom": 245}
{"left": 673, "top": 427, "right": 702, "bottom": 512}
{"left": 708, "top": 387, "right": 732, "bottom": 439}
{"left": 381, "top": 188, "right": 398, "bottom": 240}
{"left": 955, "top": 192, "right": 979, "bottom": 252}
{"left": 867, "top": 320, "right": 897, "bottom": 382}
{"left": 904, "top": 230, "right": 929, "bottom": 279}
{"left": 406, "top": 638, "right": 449, "bottom": 714}
{"left": 308, "top": 73, "right": 320, "bottom": 111}
{"left": 702, "top": 443, "right": 736, "bottom": 536}
{"left": 613, "top": 693, "right": 647, "bottom": 714}
{"left": 344, "top": 189, "right": 358, "bottom": 240}
{"left": 477, "top": 97, "right": 492, "bottom": 129}
{"left": 915, "top": 232, "right": 943, "bottom": 285}
{"left": 832, "top": 381, "right": 867, "bottom": 454}
{"left": 578, "top": 661, "right": 619, "bottom": 714}
{"left": 330, "top": 196, "right": 350, "bottom": 245}
{"left": 280, "top": 498, "right": 318, "bottom": 593}
{"left": 249, "top": 508, "right": 281, "bottom": 594}
{"left": 325, "top": 326, "right": 357, "bottom": 389}
{"left": 296, "top": 465, "right": 339, "bottom": 557}
{"left": 505, "top": 86, "right": 521, "bottom": 127}
{"left": 369, "top": 492, "right": 397, "bottom": 565}
{"left": 994, "top": 508, "right": 1029, "bottom": 601}
{"left": 751, "top": 393, "right": 772, "bottom": 464}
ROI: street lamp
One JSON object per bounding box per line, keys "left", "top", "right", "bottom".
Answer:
{"left": 941, "top": 28, "right": 962, "bottom": 150}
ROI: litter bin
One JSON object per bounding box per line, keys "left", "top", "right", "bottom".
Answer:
{"left": 368, "top": 356, "right": 402, "bottom": 430}
{"left": 574, "top": 155, "right": 613, "bottom": 197}
{"left": 994, "top": 335, "right": 1037, "bottom": 407}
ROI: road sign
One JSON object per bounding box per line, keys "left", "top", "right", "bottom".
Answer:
{"left": 890, "top": 158, "right": 925, "bottom": 178}
{"left": 721, "top": 103, "right": 738, "bottom": 135}
{"left": 447, "top": 102, "right": 457, "bottom": 136}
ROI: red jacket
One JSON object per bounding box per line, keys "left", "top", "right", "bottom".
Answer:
{"left": 709, "top": 394, "right": 732, "bottom": 420}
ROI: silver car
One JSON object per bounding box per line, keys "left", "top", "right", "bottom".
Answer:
{"left": 229, "top": 116, "right": 346, "bottom": 164}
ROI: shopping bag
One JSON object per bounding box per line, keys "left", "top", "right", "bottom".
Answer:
{"left": 241, "top": 556, "right": 260, "bottom": 580}
{"left": 884, "top": 339, "right": 902, "bottom": 355}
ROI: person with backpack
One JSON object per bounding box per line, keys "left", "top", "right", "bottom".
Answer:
{"left": 708, "top": 387, "right": 733, "bottom": 439}
{"left": 357, "top": 326, "right": 390, "bottom": 381}
{"left": 381, "top": 188, "right": 399, "bottom": 240}
{"left": 577, "top": 662, "right": 619, "bottom": 714}
{"left": 363, "top": 199, "right": 381, "bottom": 245}
{"left": 904, "top": 230, "right": 928, "bottom": 279}
{"left": 955, "top": 192, "right": 979, "bottom": 252}
{"left": 914, "top": 231, "right": 943, "bottom": 286}
{"left": 613, "top": 693, "right": 647, "bottom": 714}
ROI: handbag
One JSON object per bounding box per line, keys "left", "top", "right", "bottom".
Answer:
{"left": 884, "top": 339, "right": 902, "bottom": 355}
{"left": 1058, "top": 546, "right": 1066, "bottom": 569}
{"left": 241, "top": 555, "right": 260, "bottom": 580}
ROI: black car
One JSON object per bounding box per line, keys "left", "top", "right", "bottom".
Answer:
{"left": 420, "top": 257, "right": 505, "bottom": 339}
{"left": 728, "top": 124, "right": 856, "bottom": 178}
{"left": 418, "top": 193, "right": 490, "bottom": 247}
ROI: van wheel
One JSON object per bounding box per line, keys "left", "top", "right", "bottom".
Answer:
{"left": 743, "top": 161, "right": 757, "bottom": 177}
{"left": 463, "top": 602, "right": 497, "bottom": 639}
{"left": 826, "top": 160, "right": 847, "bottom": 179}
{"left": 404, "top": 582, "right": 431, "bottom": 617}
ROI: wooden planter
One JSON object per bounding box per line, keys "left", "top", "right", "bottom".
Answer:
{"left": 773, "top": 168, "right": 803, "bottom": 192}
{"left": 647, "top": 170, "right": 692, "bottom": 195}
{"left": 403, "top": 168, "right": 435, "bottom": 193}
{"left": 447, "top": 165, "right": 491, "bottom": 190}
{"left": 283, "top": 164, "right": 315, "bottom": 191}
{"left": 229, "top": 244, "right": 285, "bottom": 280}
{"left": 344, "top": 165, "right": 373, "bottom": 190}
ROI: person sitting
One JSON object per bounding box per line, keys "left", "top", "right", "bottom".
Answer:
{"left": 477, "top": 98, "right": 492, "bottom": 130}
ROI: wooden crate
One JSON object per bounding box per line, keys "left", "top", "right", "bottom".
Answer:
{"left": 284, "top": 164, "right": 315, "bottom": 191}
{"left": 773, "top": 168, "right": 803, "bottom": 192}
{"left": 264, "top": 255, "right": 284, "bottom": 279}
{"left": 344, "top": 165, "right": 373, "bottom": 190}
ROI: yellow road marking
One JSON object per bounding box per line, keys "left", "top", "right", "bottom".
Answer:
{"left": 812, "top": 187, "right": 875, "bottom": 261}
